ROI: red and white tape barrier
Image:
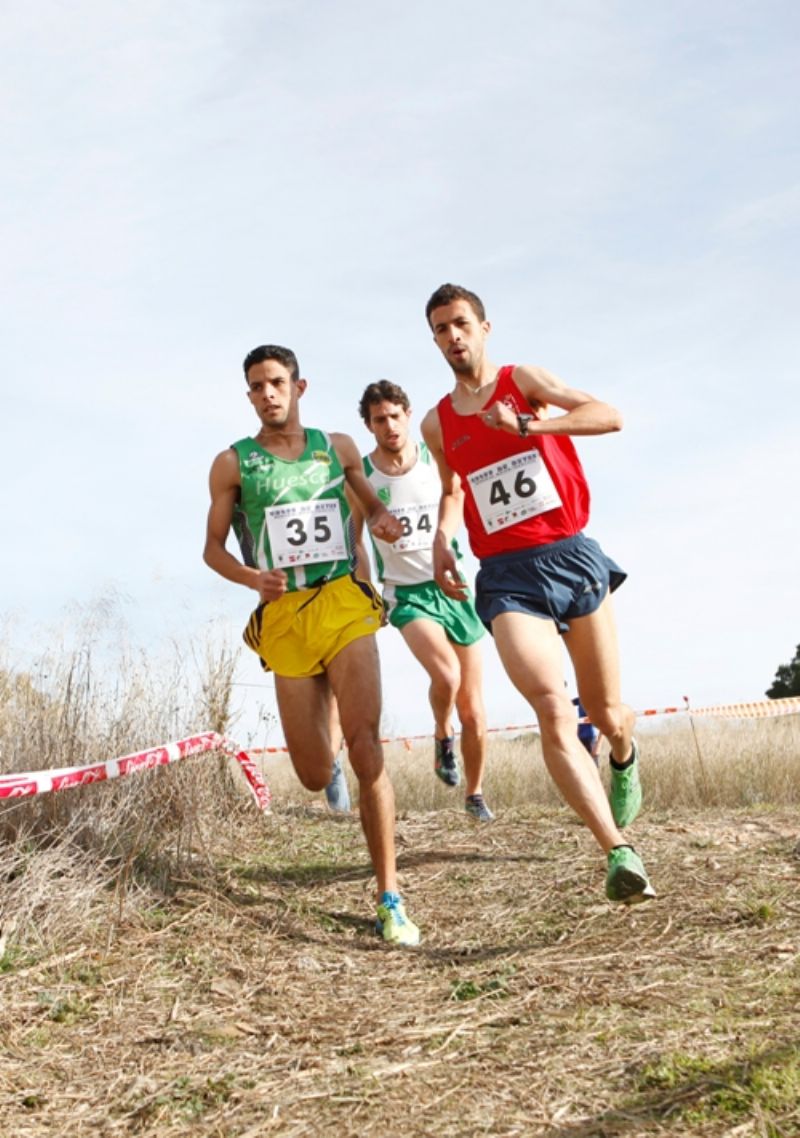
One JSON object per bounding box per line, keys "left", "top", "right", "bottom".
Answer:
{"left": 0, "top": 731, "right": 271, "bottom": 810}
{"left": 7, "top": 699, "right": 793, "bottom": 800}
{"left": 686, "top": 697, "right": 800, "bottom": 720}
{"left": 244, "top": 696, "right": 800, "bottom": 753}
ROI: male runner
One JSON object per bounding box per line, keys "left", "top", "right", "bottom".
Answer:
{"left": 420, "top": 284, "right": 655, "bottom": 904}
{"left": 353, "top": 380, "right": 493, "bottom": 822}
{"left": 203, "top": 344, "right": 420, "bottom": 944}
{"left": 323, "top": 700, "right": 351, "bottom": 813}
{"left": 573, "top": 697, "right": 601, "bottom": 766}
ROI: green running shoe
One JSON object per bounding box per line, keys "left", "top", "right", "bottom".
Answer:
{"left": 434, "top": 736, "right": 460, "bottom": 787}
{"left": 606, "top": 845, "right": 656, "bottom": 905}
{"left": 375, "top": 892, "right": 420, "bottom": 947}
{"left": 609, "top": 737, "right": 642, "bottom": 828}
{"left": 465, "top": 793, "right": 495, "bottom": 822}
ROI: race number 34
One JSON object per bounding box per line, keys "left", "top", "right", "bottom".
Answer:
{"left": 387, "top": 502, "right": 437, "bottom": 552}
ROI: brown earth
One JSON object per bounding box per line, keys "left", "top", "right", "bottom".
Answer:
{"left": 1, "top": 804, "right": 799, "bottom": 1137}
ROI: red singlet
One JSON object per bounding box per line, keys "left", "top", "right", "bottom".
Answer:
{"left": 437, "top": 366, "right": 591, "bottom": 560}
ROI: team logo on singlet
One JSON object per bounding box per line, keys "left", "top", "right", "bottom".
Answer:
{"left": 244, "top": 451, "right": 273, "bottom": 469}
{"left": 311, "top": 451, "right": 331, "bottom": 464}
{"left": 377, "top": 487, "right": 391, "bottom": 505}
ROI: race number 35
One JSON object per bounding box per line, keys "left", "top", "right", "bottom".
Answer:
{"left": 265, "top": 500, "right": 348, "bottom": 567}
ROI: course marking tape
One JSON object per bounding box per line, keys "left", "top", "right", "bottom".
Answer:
{"left": 244, "top": 696, "right": 800, "bottom": 752}
{"left": 0, "top": 731, "right": 271, "bottom": 811}
{"left": 686, "top": 697, "right": 800, "bottom": 719}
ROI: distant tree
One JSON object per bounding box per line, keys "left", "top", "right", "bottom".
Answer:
{"left": 766, "top": 644, "right": 800, "bottom": 699}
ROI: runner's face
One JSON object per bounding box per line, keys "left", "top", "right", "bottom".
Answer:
{"left": 429, "top": 299, "right": 490, "bottom": 375}
{"left": 367, "top": 401, "right": 411, "bottom": 453}
{"left": 246, "top": 360, "right": 302, "bottom": 429}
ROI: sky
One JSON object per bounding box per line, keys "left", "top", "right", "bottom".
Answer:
{"left": 2, "top": 0, "right": 798, "bottom": 749}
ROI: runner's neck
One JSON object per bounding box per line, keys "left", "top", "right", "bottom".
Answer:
{"left": 254, "top": 426, "right": 307, "bottom": 460}
{"left": 371, "top": 440, "right": 419, "bottom": 477}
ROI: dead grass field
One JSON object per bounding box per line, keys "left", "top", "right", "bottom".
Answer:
{"left": 3, "top": 614, "right": 799, "bottom": 1135}
{"left": 2, "top": 750, "right": 799, "bottom": 1137}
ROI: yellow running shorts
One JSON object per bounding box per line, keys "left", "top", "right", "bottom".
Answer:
{"left": 242, "top": 573, "right": 383, "bottom": 678}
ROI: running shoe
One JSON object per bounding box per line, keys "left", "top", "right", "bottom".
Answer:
{"left": 324, "top": 754, "right": 351, "bottom": 813}
{"left": 375, "top": 892, "right": 420, "bottom": 946}
{"left": 606, "top": 845, "right": 656, "bottom": 905}
{"left": 434, "top": 736, "right": 460, "bottom": 787}
{"left": 465, "top": 793, "right": 495, "bottom": 822}
{"left": 609, "top": 737, "right": 642, "bottom": 828}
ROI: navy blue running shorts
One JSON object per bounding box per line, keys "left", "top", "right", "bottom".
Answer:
{"left": 475, "top": 533, "right": 626, "bottom": 634}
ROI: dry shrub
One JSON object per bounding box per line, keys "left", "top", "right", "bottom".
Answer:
{"left": 2, "top": 593, "right": 798, "bottom": 984}
{"left": 257, "top": 713, "right": 800, "bottom": 815}
{"left": 0, "top": 843, "right": 116, "bottom": 966}
{"left": 629, "top": 714, "right": 800, "bottom": 809}
{"left": 0, "top": 598, "right": 250, "bottom": 878}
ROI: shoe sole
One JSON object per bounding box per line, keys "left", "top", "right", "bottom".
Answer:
{"left": 608, "top": 867, "right": 656, "bottom": 905}
{"left": 435, "top": 769, "right": 460, "bottom": 787}
{"left": 375, "top": 922, "right": 420, "bottom": 947}
{"left": 465, "top": 808, "right": 495, "bottom": 822}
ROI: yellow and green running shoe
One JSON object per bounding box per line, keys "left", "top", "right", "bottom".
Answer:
{"left": 375, "top": 892, "right": 420, "bottom": 947}
{"left": 606, "top": 845, "right": 656, "bottom": 905}
{"left": 609, "top": 737, "right": 643, "bottom": 828}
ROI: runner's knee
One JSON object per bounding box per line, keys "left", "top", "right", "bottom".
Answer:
{"left": 456, "top": 699, "right": 485, "bottom": 735}
{"left": 344, "top": 723, "right": 384, "bottom": 782}
{"left": 429, "top": 663, "right": 460, "bottom": 703}
{"left": 293, "top": 759, "right": 333, "bottom": 793}
{"left": 582, "top": 702, "right": 630, "bottom": 740}
{"left": 532, "top": 691, "right": 578, "bottom": 738}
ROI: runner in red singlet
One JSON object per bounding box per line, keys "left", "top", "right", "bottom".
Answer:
{"left": 420, "top": 284, "right": 655, "bottom": 905}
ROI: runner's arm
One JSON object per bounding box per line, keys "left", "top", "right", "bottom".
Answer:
{"left": 344, "top": 485, "right": 374, "bottom": 581}
{"left": 481, "top": 365, "right": 622, "bottom": 437}
{"left": 332, "top": 433, "right": 403, "bottom": 543}
{"left": 203, "top": 449, "right": 289, "bottom": 602}
{"left": 420, "top": 407, "right": 469, "bottom": 601}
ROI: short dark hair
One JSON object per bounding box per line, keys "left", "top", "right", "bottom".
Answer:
{"left": 242, "top": 344, "right": 299, "bottom": 382}
{"left": 425, "top": 283, "right": 486, "bottom": 327}
{"left": 358, "top": 379, "right": 411, "bottom": 425}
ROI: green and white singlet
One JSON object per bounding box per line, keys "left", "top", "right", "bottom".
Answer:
{"left": 363, "top": 443, "right": 462, "bottom": 588}
{"left": 232, "top": 429, "right": 355, "bottom": 591}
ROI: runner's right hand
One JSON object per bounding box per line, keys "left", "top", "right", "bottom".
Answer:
{"left": 255, "top": 569, "right": 289, "bottom": 602}
{"left": 434, "top": 546, "right": 468, "bottom": 600}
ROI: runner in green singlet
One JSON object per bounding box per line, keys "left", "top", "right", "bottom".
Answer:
{"left": 204, "top": 344, "right": 420, "bottom": 946}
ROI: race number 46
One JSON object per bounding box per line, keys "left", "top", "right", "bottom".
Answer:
{"left": 468, "top": 451, "right": 562, "bottom": 533}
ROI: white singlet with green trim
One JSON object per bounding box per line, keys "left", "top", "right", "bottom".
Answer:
{"left": 363, "top": 443, "right": 461, "bottom": 587}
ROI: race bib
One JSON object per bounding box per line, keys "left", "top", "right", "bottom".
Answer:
{"left": 386, "top": 501, "right": 438, "bottom": 553}
{"left": 468, "top": 451, "right": 562, "bottom": 533}
{"left": 265, "top": 499, "right": 347, "bottom": 567}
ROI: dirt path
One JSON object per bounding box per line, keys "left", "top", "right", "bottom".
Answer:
{"left": 1, "top": 806, "right": 798, "bottom": 1137}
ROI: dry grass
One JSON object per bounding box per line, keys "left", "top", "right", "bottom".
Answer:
{"left": 2, "top": 611, "right": 799, "bottom": 1135}
{"left": 0, "top": 607, "right": 243, "bottom": 865}
{"left": 264, "top": 713, "right": 800, "bottom": 815}
{"left": 2, "top": 724, "right": 800, "bottom": 1137}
